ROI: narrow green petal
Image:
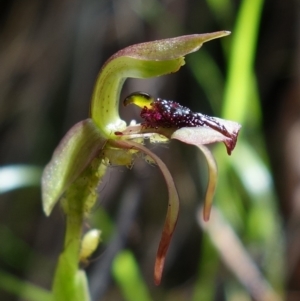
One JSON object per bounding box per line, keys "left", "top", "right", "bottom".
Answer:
{"left": 109, "top": 139, "right": 179, "bottom": 285}
{"left": 41, "top": 119, "right": 106, "bottom": 216}
{"left": 171, "top": 129, "right": 220, "bottom": 220}
{"left": 197, "top": 145, "right": 218, "bottom": 221}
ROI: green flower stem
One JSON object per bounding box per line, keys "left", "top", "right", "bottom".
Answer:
{"left": 52, "top": 159, "right": 105, "bottom": 301}
{"left": 63, "top": 197, "right": 84, "bottom": 268}
{"left": 52, "top": 194, "right": 86, "bottom": 301}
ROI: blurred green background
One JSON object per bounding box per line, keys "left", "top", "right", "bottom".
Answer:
{"left": 0, "top": 0, "right": 298, "bottom": 300}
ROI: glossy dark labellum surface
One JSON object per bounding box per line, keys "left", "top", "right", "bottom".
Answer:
{"left": 141, "top": 98, "right": 232, "bottom": 139}
{"left": 123, "top": 92, "right": 240, "bottom": 154}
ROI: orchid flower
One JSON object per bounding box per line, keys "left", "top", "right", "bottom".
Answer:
{"left": 42, "top": 31, "right": 241, "bottom": 292}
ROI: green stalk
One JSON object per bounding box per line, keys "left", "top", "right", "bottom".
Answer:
{"left": 52, "top": 159, "right": 105, "bottom": 301}
{"left": 52, "top": 188, "right": 86, "bottom": 301}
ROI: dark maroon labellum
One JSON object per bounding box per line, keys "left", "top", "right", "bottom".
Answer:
{"left": 123, "top": 91, "right": 240, "bottom": 155}
{"left": 141, "top": 98, "right": 233, "bottom": 139}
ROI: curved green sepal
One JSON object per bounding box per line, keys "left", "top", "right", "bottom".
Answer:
{"left": 109, "top": 31, "right": 230, "bottom": 61}
{"left": 109, "top": 139, "right": 180, "bottom": 285}
{"left": 41, "top": 119, "right": 106, "bottom": 216}
{"left": 91, "top": 58, "right": 183, "bottom": 137}
{"left": 90, "top": 31, "right": 230, "bottom": 138}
